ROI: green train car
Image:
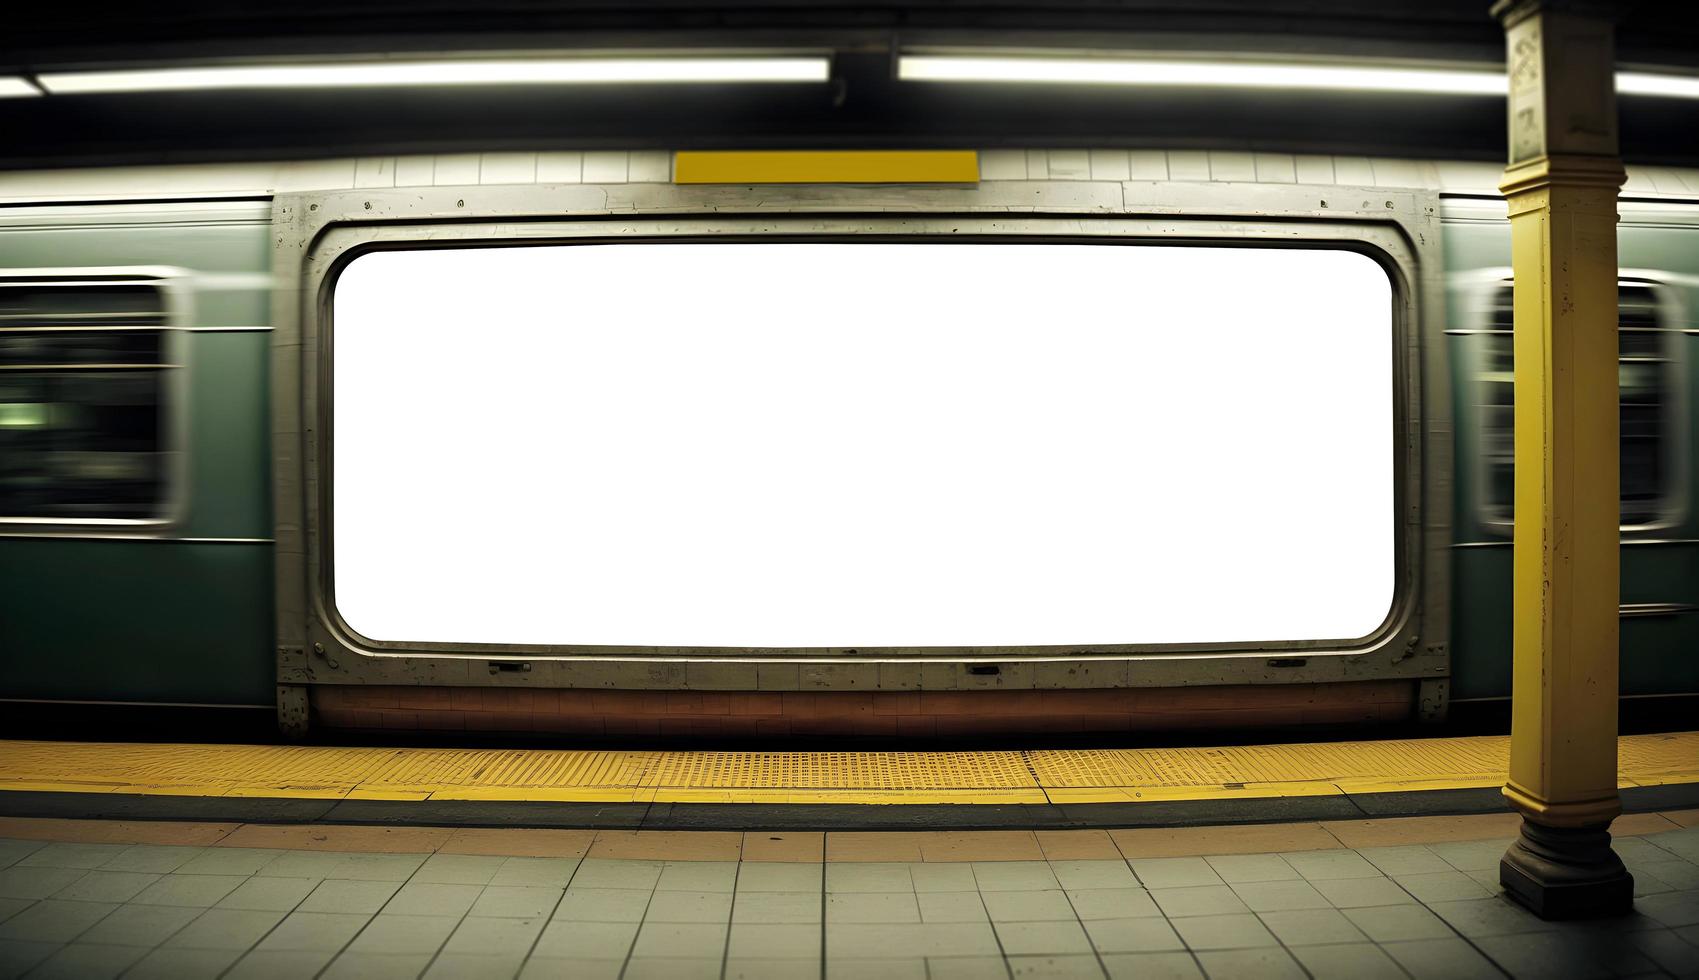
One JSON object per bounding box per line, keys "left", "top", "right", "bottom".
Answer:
{"left": 0, "top": 151, "right": 1694, "bottom": 737}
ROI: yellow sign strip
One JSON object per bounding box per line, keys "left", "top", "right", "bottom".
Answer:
{"left": 0, "top": 732, "right": 1694, "bottom": 806}
{"left": 674, "top": 150, "right": 979, "bottom": 184}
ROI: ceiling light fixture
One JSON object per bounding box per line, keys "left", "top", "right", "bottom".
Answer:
{"left": 36, "top": 57, "right": 831, "bottom": 95}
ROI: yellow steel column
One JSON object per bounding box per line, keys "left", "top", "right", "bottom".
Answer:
{"left": 1491, "top": 0, "right": 1633, "bottom": 919}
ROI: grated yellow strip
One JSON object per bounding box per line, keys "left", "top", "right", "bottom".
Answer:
{"left": 0, "top": 732, "right": 1693, "bottom": 805}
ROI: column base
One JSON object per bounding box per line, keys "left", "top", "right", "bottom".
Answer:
{"left": 1499, "top": 818, "right": 1634, "bottom": 920}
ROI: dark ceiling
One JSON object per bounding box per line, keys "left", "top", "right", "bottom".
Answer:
{"left": 4, "top": 1, "right": 1697, "bottom": 171}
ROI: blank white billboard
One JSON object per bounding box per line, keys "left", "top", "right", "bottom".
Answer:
{"left": 331, "top": 241, "right": 1394, "bottom": 649}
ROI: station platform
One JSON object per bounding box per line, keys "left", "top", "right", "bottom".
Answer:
{"left": 0, "top": 731, "right": 1696, "bottom": 830}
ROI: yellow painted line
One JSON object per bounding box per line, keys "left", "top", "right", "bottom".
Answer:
{"left": 673, "top": 150, "right": 978, "bottom": 184}
{"left": 0, "top": 732, "right": 1694, "bottom": 806}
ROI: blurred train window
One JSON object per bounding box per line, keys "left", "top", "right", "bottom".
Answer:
{"left": 1477, "top": 281, "right": 1678, "bottom": 529}
{"left": 332, "top": 242, "right": 1396, "bottom": 649}
{"left": 0, "top": 278, "right": 173, "bottom": 521}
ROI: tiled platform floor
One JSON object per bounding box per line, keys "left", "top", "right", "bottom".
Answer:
{"left": 0, "top": 813, "right": 1694, "bottom": 979}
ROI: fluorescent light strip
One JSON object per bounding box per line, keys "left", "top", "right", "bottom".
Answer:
{"left": 901, "top": 55, "right": 1699, "bottom": 100}
{"left": 899, "top": 56, "right": 1506, "bottom": 95}
{"left": 36, "top": 57, "right": 829, "bottom": 94}
{"left": 0, "top": 77, "right": 41, "bottom": 98}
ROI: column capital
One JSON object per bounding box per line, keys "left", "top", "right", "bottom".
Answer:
{"left": 1500, "top": 152, "right": 1627, "bottom": 197}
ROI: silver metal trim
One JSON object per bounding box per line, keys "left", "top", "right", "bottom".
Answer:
{"left": 271, "top": 181, "right": 1448, "bottom": 691}
{"left": 187, "top": 326, "right": 273, "bottom": 333}
{"left": 0, "top": 697, "right": 273, "bottom": 709}
{"left": 1454, "top": 538, "right": 1699, "bottom": 547}
{"left": 0, "top": 533, "right": 272, "bottom": 543}
{"left": 1619, "top": 602, "right": 1699, "bottom": 618}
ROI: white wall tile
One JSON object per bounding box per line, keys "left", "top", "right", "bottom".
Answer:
{"left": 1167, "top": 151, "right": 1209, "bottom": 181}
{"left": 1207, "top": 151, "right": 1256, "bottom": 182}
{"left": 1127, "top": 151, "right": 1169, "bottom": 181}
{"left": 393, "top": 157, "right": 436, "bottom": 187}
{"left": 1369, "top": 158, "right": 1424, "bottom": 188}
{"left": 1292, "top": 156, "right": 1336, "bottom": 185}
{"left": 1332, "top": 157, "right": 1375, "bottom": 186}
{"left": 1024, "top": 149, "right": 1050, "bottom": 180}
{"left": 432, "top": 154, "right": 481, "bottom": 185}
{"left": 353, "top": 157, "right": 394, "bottom": 189}
{"left": 1087, "top": 150, "right": 1130, "bottom": 181}
{"left": 479, "top": 153, "right": 537, "bottom": 185}
{"left": 536, "top": 152, "right": 584, "bottom": 183}
{"left": 978, "top": 149, "right": 1027, "bottom": 180}
{"left": 582, "top": 151, "right": 629, "bottom": 183}
{"left": 1046, "top": 150, "right": 1091, "bottom": 180}
{"left": 1253, "top": 153, "right": 1297, "bottom": 184}
{"left": 627, "top": 151, "right": 671, "bottom": 183}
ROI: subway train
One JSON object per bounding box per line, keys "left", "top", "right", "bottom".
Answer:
{"left": 1, "top": 148, "right": 1696, "bottom": 739}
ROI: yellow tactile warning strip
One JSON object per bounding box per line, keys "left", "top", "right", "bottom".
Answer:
{"left": 0, "top": 732, "right": 1695, "bottom": 805}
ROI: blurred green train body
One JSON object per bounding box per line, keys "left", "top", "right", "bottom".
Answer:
{"left": 0, "top": 154, "right": 1694, "bottom": 726}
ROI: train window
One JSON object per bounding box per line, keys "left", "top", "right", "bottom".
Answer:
{"left": 0, "top": 278, "right": 174, "bottom": 521}
{"left": 1477, "top": 281, "right": 1678, "bottom": 529}
{"left": 331, "top": 242, "right": 1395, "bottom": 649}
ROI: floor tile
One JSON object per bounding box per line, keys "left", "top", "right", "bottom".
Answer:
{"left": 254, "top": 852, "right": 350, "bottom": 880}
{"left": 466, "top": 885, "right": 562, "bottom": 919}
{"left": 221, "top": 825, "right": 448, "bottom": 855}
{"left": 129, "top": 874, "right": 248, "bottom": 908}
{"left": 1426, "top": 840, "right": 1513, "bottom": 873}
{"left": 589, "top": 831, "right": 741, "bottom": 863}
{"left": 1228, "top": 878, "right": 1331, "bottom": 913}
{"left": 439, "top": 914, "right": 546, "bottom": 956}
{"left": 320, "top": 951, "right": 435, "bottom": 980}
{"left": 1393, "top": 869, "right": 1497, "bottom": 903}
{"left": 569, "top": 859, "right": 665, "bottom": 891}
{"left": 924, "top": 956, "right": 1014, "bottom": 980}
{"left": 1320, "top": 814, "right": 1521, "bottom": 849}
{"left": 174, "top": 848, "right": 282, "bottom": 877}
{"left": 384, "top": 882, "right": 484, "bottom": 917}
{"left": 519, "top": 957, "right": 623, "bottom": 980}
{"left": 215, "top": 876, "right": 320, "bottom": 912}
{"left": 1356, "top": 845, "right": 1452, "bottom": 877}
{"left": 1638, "top": 890, "right": 1699, "bottom": 928}
{"left": 119, "top": 946, "right": 242, "bottom": 980}
{"left": 909, "top": 864, "right": 979, "bottom": 894}
{"left": 825, "top": 958, "right": 928, "bottom": 980}
{"left": 736, "top": 863, "right": 822, "bottom": 893}
{"left": 0, "top": 867, "right": 85, "bottom": 901}
{"left": 1204, "top": 854, "right": 1298, "bottom": 884}
{"left": 825, "top": 922, "right": 999, "bottom": 958}
{"left": 0, "top": 842, "right": 45, "bottom": 871}
{"left": 1341, "top": 903, "right": 1456, "bottom": 942}
{"left": 1381, "top": 937, "right": 1505, "bottom": 980}
{"left": 48, "top": 871, "right": 159, "bottom": 905}
{"left": 1427, "top": 896, "right": 1562, "bottom": 937}
{"left": 0, "top": 900, "right": 24, "bottom": 926}
{"left": 739, "top": 832, "right": 824, "bottom": 864}
{"left": 1065, "top": 889, "right": 1160, "bottom": 921}
{"left": 0, "top": 940, "right": 58, "bottom": 979}
{"left": 725, "top": 957, "right": 821, "bottom": 980}
{"left": 99, "top": 846, "right": 205, "bottom": 875}
{"left": 827, "top": 891, "right": 922, "bottom": 924}
{"left": 1100, "top": 951, "right": 1205, "bottom": 979}
{"left": 920, "top": 833, "right": 1045, "bottom": 864}
{"left": 825, "top": 833, "right": 927, "bottom": 864}
{"left": 657, "top": 862, "right": 739, "bottom": 893}
{"left": 1082, "top": 916, "right": 1184, "bottom": 954}
{"left": 163, "top": 908, "right": 288, "bottom": 950}
{"left": 439, "top": 829, "right": 593, "bottom": 859}
{"left": 224, "top": 948, "right": 338, "bottom": 979}
{"left": 1192, "top": 946, "right": 1307, "bottom": 980}
{"left": 0, "top": 899, "right": 115, "bottom": 943}
{"left": 993, "top": 920, "right": 1094, "bottom": 955}
{"left": 346, "top": 914, "right": 460, "bottom": 955}
{"left": 1289, "top": 941, "right": 1408, "bottom": 980}
{"left": 1112, "top": 823, "right": 1340, "bottom": 859}
{"left": 973, "top": 863, "right": 1061, "bottom": 892}
{"left": 1475, "top": 930, "right": 1657, "bottom": 980}
{"left": 411, "top": 854, "right": 506, "bottom": 886}
{"left": 1005, "top": 954, "right": 1108, "bottom": 979}
{"left": 726, "top": 922, "right": 820, "bottom": 959}
{"left": 980, "top": 889, "right": 1076, "bottom": 923}
{"left": 421, "top": 952, "right": 525, "bottom": 979}
{"left": 1310, "top": 876, "right": 1417, "bottom": 908}
{"left": 1168, "top": 913, "right": 1279, "bottom": 951}
{"left": 824, "top": 864, "right": 912, "bottom": 894}
{"left": 735, "top": 891, "right": 823, "bottom": 924}
{"left": 298, "top": 878, "right": 404, "bottom": 914}
{"left": 644, "top": 889, "right": 734, "bottom": 923}
{"left": 916, "top": 891, "right": 989, "bottom": 924}
{"left": 253, "top": 911, "right": 372, "bottom": 952}
{"left": 75, "top": 903, "right": 202, "bottom": 947}
{"left": 531, "top": 919, "right": 640, "bottom": 959}
{"left": 1127, "top": 858, "right": 1222, "bottom": 890}
{"left": 320, "top": 854, "right": 428, "bottom": 883}
{"left": 630, "top": 921, "right": 730, "bottom": 959}
{"left": 16, "top": 844, "right": 130, "bottom": 871}
{"left": 22, "top": 942, "right": 148, "bottom": 980}
{"left": 1050, "top": 861, "right": 1138, "bottom": 891}
{"left": 1279, "top": 850, "right": 1382, "bottom": 881}
{"left": 1035, "top": 831, "right": 1121, "bottom": 862}
{"left": 1150, "top": 885, "right": 1249, "bottom": 918}
{"left": 1256, "top": 907, "right": 1367, "bottom": 946}
{"left": 552, "top": 887, "right": 653, "bottom": 923}
{"left": 488, "top": 858, "right": 579, "bottom": 888}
